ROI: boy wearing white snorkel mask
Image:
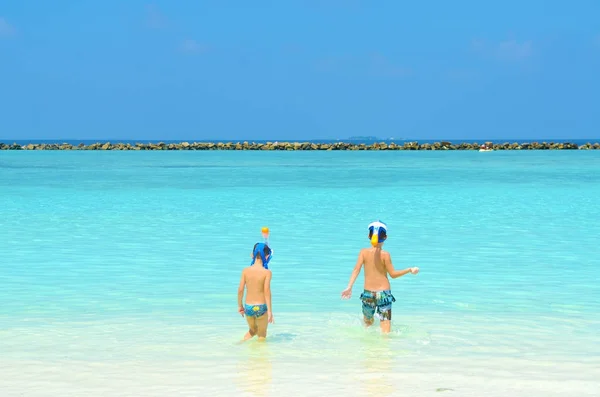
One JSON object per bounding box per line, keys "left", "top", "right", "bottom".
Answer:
{"left": 237, "top": 242, "right": 274, "bottom": 341}
{"left": 341, "top": 221, "right": 419, "bottom": 334}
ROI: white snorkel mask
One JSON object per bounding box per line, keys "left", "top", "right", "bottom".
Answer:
{"left": 368, "top": 220, "right": 388, "bottom": 247}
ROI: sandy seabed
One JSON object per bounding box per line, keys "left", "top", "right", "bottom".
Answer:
{"left": 1, "top": 355, "right": 598, "bottom": 397}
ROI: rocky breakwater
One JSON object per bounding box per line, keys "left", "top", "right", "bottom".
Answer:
{"left": 1, "top": 141, "right": 599, "bottom": 151}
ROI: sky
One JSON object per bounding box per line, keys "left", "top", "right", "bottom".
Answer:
{"left": 1, "top": 0, "right": 599, "bottom": 141}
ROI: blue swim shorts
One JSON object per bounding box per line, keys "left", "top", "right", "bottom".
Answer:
{"left": 360, "top": 290, "right": 396, "bottom": 321}
{"left": 244, "top": 303, "right": 268, "bottom": 318}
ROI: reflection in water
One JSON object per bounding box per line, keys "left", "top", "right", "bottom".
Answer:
{"left": 235, "top": 341, "right": 273, "bottom": 396}
{"left": 359, "top": 336, "right": 396, "bottom": 397}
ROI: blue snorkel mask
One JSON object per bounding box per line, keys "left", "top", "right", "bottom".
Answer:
{"left": 251, "top": 242, "right": 273, "bottom": 269}
{"left": 368, "top": 220, "right": 388, "bottom": 247}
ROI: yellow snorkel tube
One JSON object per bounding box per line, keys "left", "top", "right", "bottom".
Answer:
{"left": 370, "top": 233, "right": 379, "bottom": 247}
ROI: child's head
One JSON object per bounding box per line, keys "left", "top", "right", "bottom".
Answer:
{"left": 251, "top": 242, "right": 272, "bottom": 268}
{"left": 368, "top": 220, "right": 388, "bottom": 247}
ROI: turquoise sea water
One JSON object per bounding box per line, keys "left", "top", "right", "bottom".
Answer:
{"left": 1, "top": 151, "right": 599, "bottom": 396}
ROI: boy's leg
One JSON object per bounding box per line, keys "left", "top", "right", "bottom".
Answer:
{"left": 243, "top": 315, "right": 258, "bottom": 341}
{"left": 362, "top": 301, "right": 375, "bottom": 327}
{"left": 378, "top": 305, "right": 392, "bottom": 334}
{"left": 379, "top": 319, "right": 391, "bottom": 334}
{"left": 377, "top": 291, "right": 395, "bottom": 334}
{"left": 255, "top": 314, "right": 269, "bottom": 340}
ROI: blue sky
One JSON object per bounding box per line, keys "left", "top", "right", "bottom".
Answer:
{"left": 1, "top": 1, "right": 599, "bottom": 141}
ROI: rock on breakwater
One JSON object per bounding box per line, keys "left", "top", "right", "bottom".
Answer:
{"left": 1, "top": 141, "right": 599, "bottom": 151}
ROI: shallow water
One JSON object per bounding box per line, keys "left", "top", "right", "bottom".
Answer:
{"left": 1, "top": 151, "right": 599, "bottom": 396}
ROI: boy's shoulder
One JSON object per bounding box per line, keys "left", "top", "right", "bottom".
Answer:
{"left": 260, "top": 268, "right": 272, "bottom": 280}
{"left": 260, "top": 266, "right": 272, "bottom": 274}
{"left": 360, "top": 247, "right": 391, "bottom": 257}
{"left": 244, "top": 266, "right": 271, "bottom": 275}
{"left": 359, "top": 247, "right": 390, "bottom": 254}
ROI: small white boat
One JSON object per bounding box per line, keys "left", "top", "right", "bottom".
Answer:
{"left": 479, "top": 144, "right": 493, "bottom": 152}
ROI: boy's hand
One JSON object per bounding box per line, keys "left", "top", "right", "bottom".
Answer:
{"left": 341, "top": 287, "right": 352, "bottom": 299}
{"left": 410, "top": 267, "right": 419, "bottom": 274}
{"left": 268, "top": 311, "right": 274, "bottom": 324}
{"left": 238, "top": 306, "right": 245, "bottom": 317}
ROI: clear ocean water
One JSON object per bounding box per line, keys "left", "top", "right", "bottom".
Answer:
{"left": 1, "top": 150, "right": 599, "bottom": 397}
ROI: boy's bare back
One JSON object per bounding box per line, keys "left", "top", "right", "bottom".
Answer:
{"left": 242, "top": 266, "right": 271, "bottom": 305}
{"left": 359, "top": 247, "right": 394, "bottom": 291}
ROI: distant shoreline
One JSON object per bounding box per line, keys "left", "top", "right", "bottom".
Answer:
{"left": 1, "top": 140, "right": 599, "bottom": 151}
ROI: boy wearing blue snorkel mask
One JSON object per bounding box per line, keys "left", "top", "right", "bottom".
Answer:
{"left": 341, "top": 221, "right": 419, "bottom": 334}
{"left": 237, "top": 242, "right": 274, "bottom": 341}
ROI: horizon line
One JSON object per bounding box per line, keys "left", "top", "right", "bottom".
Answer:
{"left": 2, "top": 137, "right": 600, "bottom": 142}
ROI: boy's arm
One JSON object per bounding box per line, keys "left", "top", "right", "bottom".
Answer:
{"left": 384, "top": 253, "right": 418, "bottom": 279}
{"left": 264, "top": 270, "right": 273, "bottom": 313}
{"left": 237, "top": 271, "right": 246, "bottom": 310}
{"left": 343, "top": 250, "right": 364, "bottom": 293}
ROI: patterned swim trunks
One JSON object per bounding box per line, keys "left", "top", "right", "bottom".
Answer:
{"left": 244, "top": 303, "right": 268, "bottom": 318}
{"left": 360, "top": 290, "right": 396, "bottom": 321}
